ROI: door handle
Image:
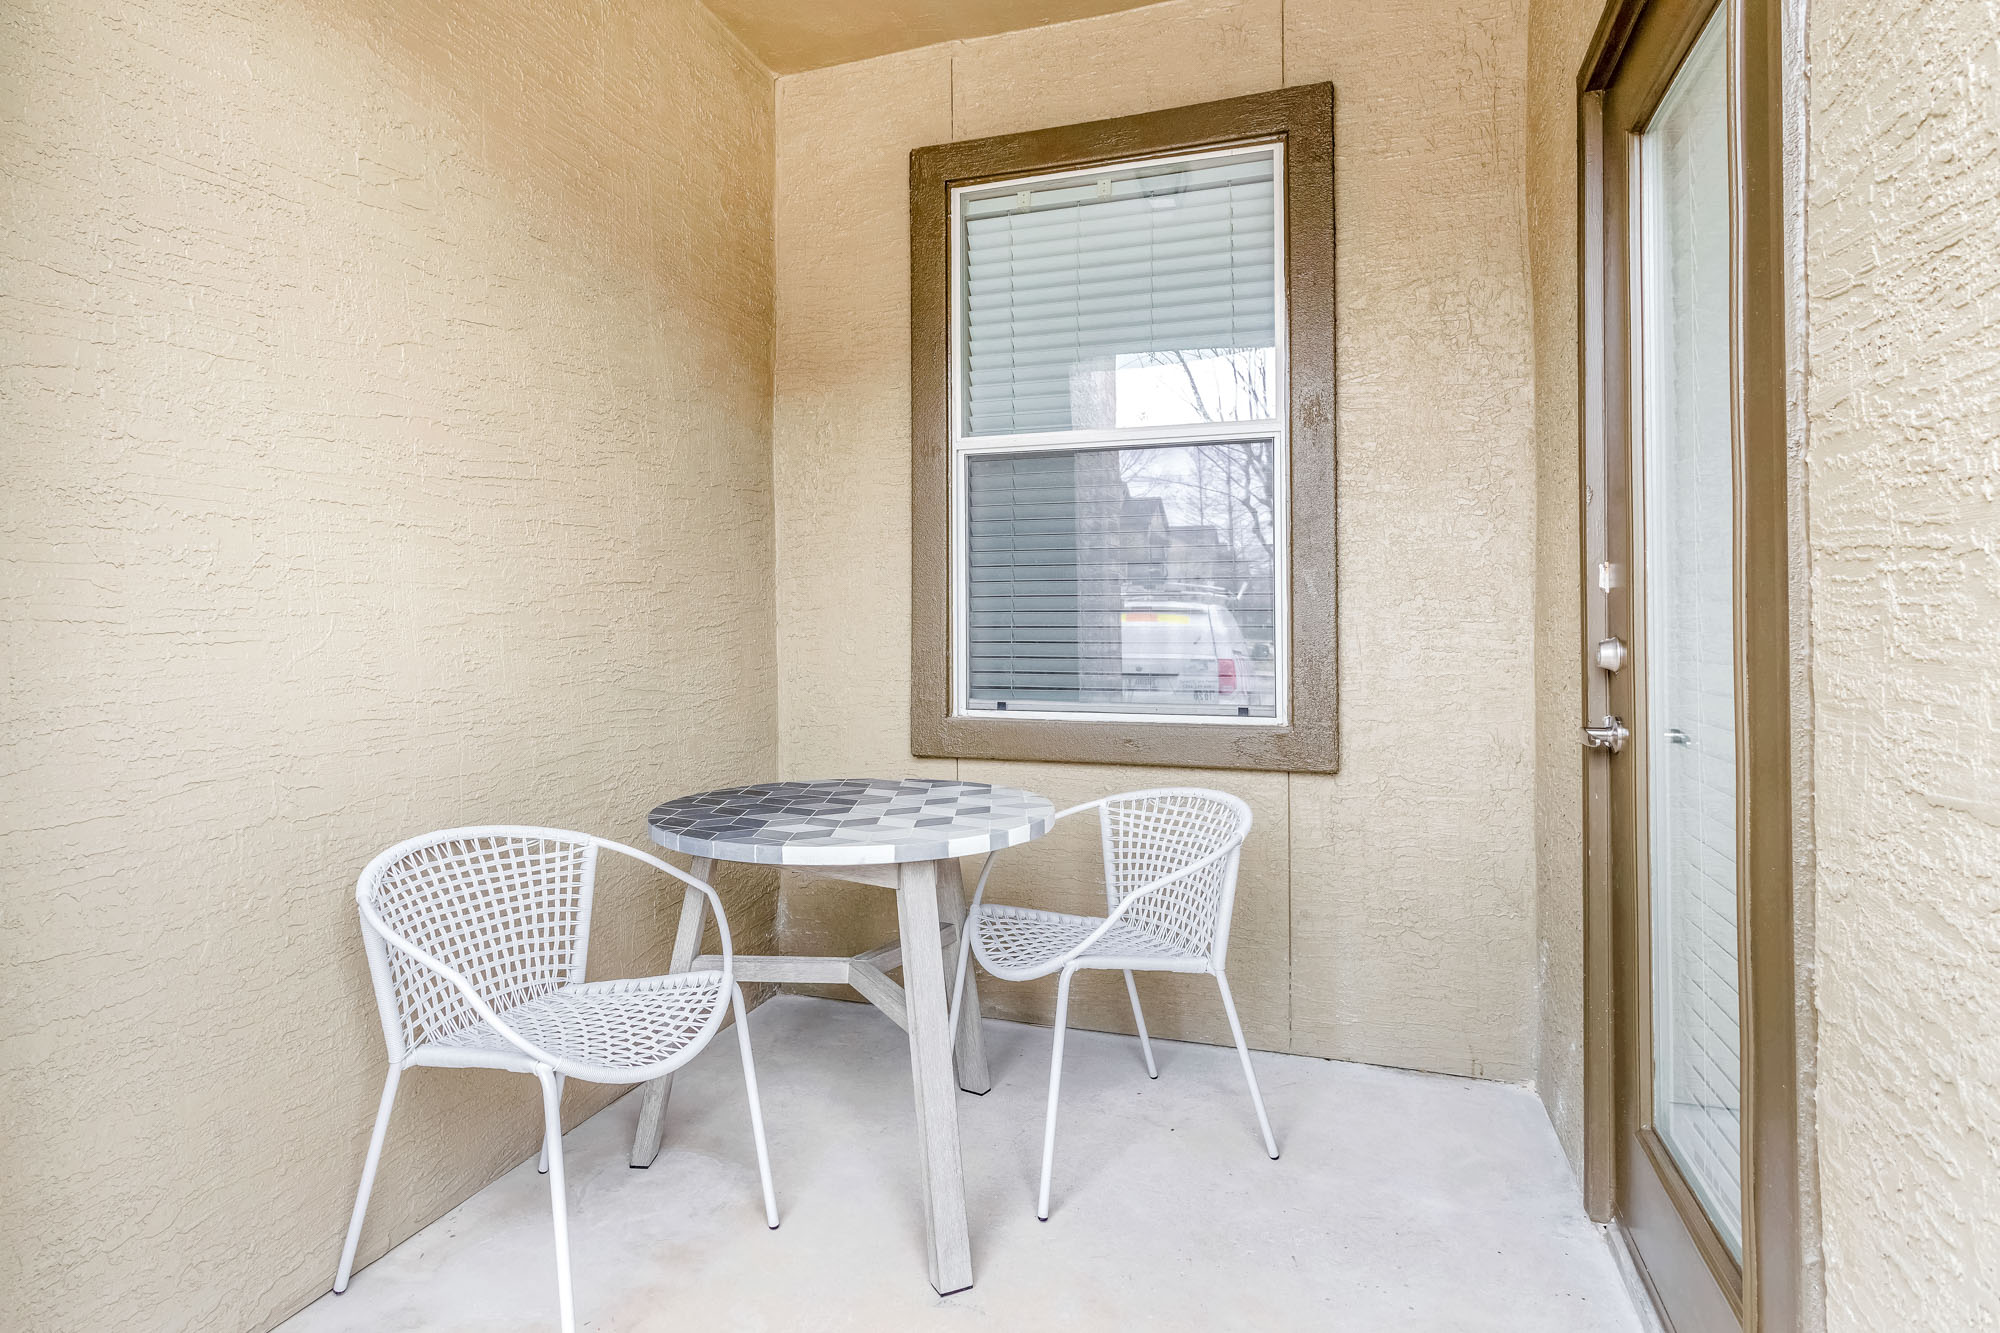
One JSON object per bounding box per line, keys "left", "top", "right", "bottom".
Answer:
{"left": 1582, "top": 715, "right": 1630, "bottom": 754}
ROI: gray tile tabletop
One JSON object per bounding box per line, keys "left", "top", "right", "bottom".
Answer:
{"left": 646, "top": 778, "right": 1056, "bottom": 867}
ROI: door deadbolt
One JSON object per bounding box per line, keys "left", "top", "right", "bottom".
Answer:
{"left": 1595, "top": 636, "right": 1628, "bottom": 673}
{"left": 1582, "top": 715, "right": 1630, "bottom": 753}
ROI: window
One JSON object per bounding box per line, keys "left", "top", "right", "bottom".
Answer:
{"left": 911, "top": 86, "right": 1336, "bottom": 772}
{"left": 957, "top": 147, "right": 1284, "bottom": 724}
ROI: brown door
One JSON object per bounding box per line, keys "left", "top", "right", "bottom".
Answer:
{"left": 1579, "top": 0, "right": 1797, "bottom": 1329}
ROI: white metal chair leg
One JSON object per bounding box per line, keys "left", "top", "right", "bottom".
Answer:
{"left": 536, "top": 1065, "right": 576, "bottom": 1333}
{"left": 1215, "top": 971, "right": 1278, "bottom": 1159}
{"left": 1037, "top": 966, "right": 1077, "bottom": 1221}
{"left": 334, "top": 1064, "right": 402, "bottom": 1293}
{"left": 1122, "top": 970, "right": 1159, "bottom": 1079}
{"left": 732, "top": 985, "right": 780, "bottom": 1229}
{"left": 537, "top": 1073, "right": 564, "bottom": 1174}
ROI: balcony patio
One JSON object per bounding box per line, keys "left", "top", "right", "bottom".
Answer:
{"left": 10, "top": 0, "right": 1995, "bottom": 1326}
{"left": 279, "top": 996, "right": 1643, "bottom": 1332}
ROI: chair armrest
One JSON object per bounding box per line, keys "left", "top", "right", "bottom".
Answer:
{"left": 593, "top": 839, "right": 736, "bottom": 985}
{"left": 1016, "top": 834, "right": 1244, "bottom": 972}
{"left": 963, "top": 798, "right": 1097, "bottom": 918}
{"left": 356, "top": 900, "right": 570, "bottom": 1070}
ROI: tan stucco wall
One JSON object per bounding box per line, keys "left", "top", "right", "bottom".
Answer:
{"left": 0, "top": 2, "right": 777, "bottom": 1329}
{"left": 1805, "top": 0, "right": 2000, "bottom": 1325}
{"left": 771, "top": 0, "right": 1540, "bottom": 1077}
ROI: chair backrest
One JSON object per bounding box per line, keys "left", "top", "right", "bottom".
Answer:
{"left": 1097, "top": 789, "right": 1253, "bottom": 963}
{"left": 355, "top": 827, "right": 600, "bottom": 1061}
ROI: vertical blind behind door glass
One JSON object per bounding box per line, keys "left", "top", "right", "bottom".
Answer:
{"left": 960, "top": 149, "right": 1279, "bottom": 436}
{"left": 1640, "top": 9, "right": 1743, "bottom": 1262}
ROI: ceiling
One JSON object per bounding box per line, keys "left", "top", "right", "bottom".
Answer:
{"left": 708, "top": 0, "right": 1168, "bottom": 74}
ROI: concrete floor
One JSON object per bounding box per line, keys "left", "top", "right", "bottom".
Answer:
{"left": 283, "top": 996, "right": 1644, "bottom": 1332}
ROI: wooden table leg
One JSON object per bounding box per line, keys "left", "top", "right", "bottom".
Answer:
{"left": 896, "top": 860, "right": 974, "bottom": 1294}
{"left": 630, "top": 856, "right": 711, "bottom": 1169}
{"left": 935, "top": 858, "right": 991, "bottom": 1095}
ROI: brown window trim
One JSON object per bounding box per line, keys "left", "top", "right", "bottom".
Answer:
{"left": 908, "top": 84, "right": 1337, "bottom": 774}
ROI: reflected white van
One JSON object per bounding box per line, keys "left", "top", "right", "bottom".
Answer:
{"left": 1118, "top": 600, "right": 1270, "bottom": 713}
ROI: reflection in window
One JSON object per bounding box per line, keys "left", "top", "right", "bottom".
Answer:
{"left": 1112, "top": 348, "right": 1276, "bottom": 428}
{"left": 965, "top": 441, "right": 1277, "bottom": 718}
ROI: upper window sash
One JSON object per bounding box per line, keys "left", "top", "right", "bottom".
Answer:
{"left": 948, "top": 142, "right": 1289, "bottom": 449}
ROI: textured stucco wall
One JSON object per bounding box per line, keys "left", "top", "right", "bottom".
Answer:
{"left": 1523, "top": 0, "right": 1604, "bottom": 1185}
{"left": 1805, "top": 0, "right": 2000, "bottom": 1325}
{"left": 0, "top": 2, "right": 777, "bottom": 1329}
{"left": 771, "top": 0, "right": 1540, "bottom": 1077}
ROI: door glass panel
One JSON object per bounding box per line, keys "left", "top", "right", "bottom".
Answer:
{"left": 1638, "top": 8, "right": 1741, "bottom": 1259}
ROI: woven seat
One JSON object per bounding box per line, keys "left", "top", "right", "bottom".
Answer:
{"left": 949, "top": 788, "right": 1277, "bottom": 1220}
{"left": 335, "top": 827, "right": 777, "bottom": 1333}
{"left": 427, "top": 972, "right": 730, "bottom": 1077}
{"left": 972, "top": 906, "right": 1193, "bottom": 978}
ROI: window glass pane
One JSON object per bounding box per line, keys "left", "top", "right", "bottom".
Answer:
{"left": 960, "top": 150, "right": 1278, "bottom": 436}
{"left": 964, "top": 441, "right": 1278, "bottom": 718}
{"left": 1639, "top": 9, "right": 1743, "bottom": 1261}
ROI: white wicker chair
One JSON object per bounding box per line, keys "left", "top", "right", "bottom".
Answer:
{"left": 949, "top": 788, "right": 1276, "bottom": 1219}
{"left": 334, "top": 826, "right": 777, "bottom": 1332}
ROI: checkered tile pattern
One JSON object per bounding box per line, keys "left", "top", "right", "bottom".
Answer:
{"left": 647, "top": 778, "right": 1055, "bottom": 867}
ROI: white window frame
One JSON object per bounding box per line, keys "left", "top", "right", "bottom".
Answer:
{"left": 945, "top": 141, "right": 1292, "bottom": 728}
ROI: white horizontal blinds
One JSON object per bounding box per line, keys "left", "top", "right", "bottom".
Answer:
{"left": 966, "top": 452, "right": 1091, "bottom": 702}
{"left": 1641, "top": 8, "right": 1744, "bottom": 1262}
{"left": 961, "top": 150, "right": 1279, "bottom": 435}
{"left": 965, "top": 442, "right": 1279, "bottom": 718}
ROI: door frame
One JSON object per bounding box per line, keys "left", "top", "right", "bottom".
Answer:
{"left": 1575, "top": 0, "right": 1801, "bottom": 1328}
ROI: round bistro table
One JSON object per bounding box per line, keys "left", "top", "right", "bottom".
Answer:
{"left": 629, "top": 778, "right": 1056, "bottom": 1295}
